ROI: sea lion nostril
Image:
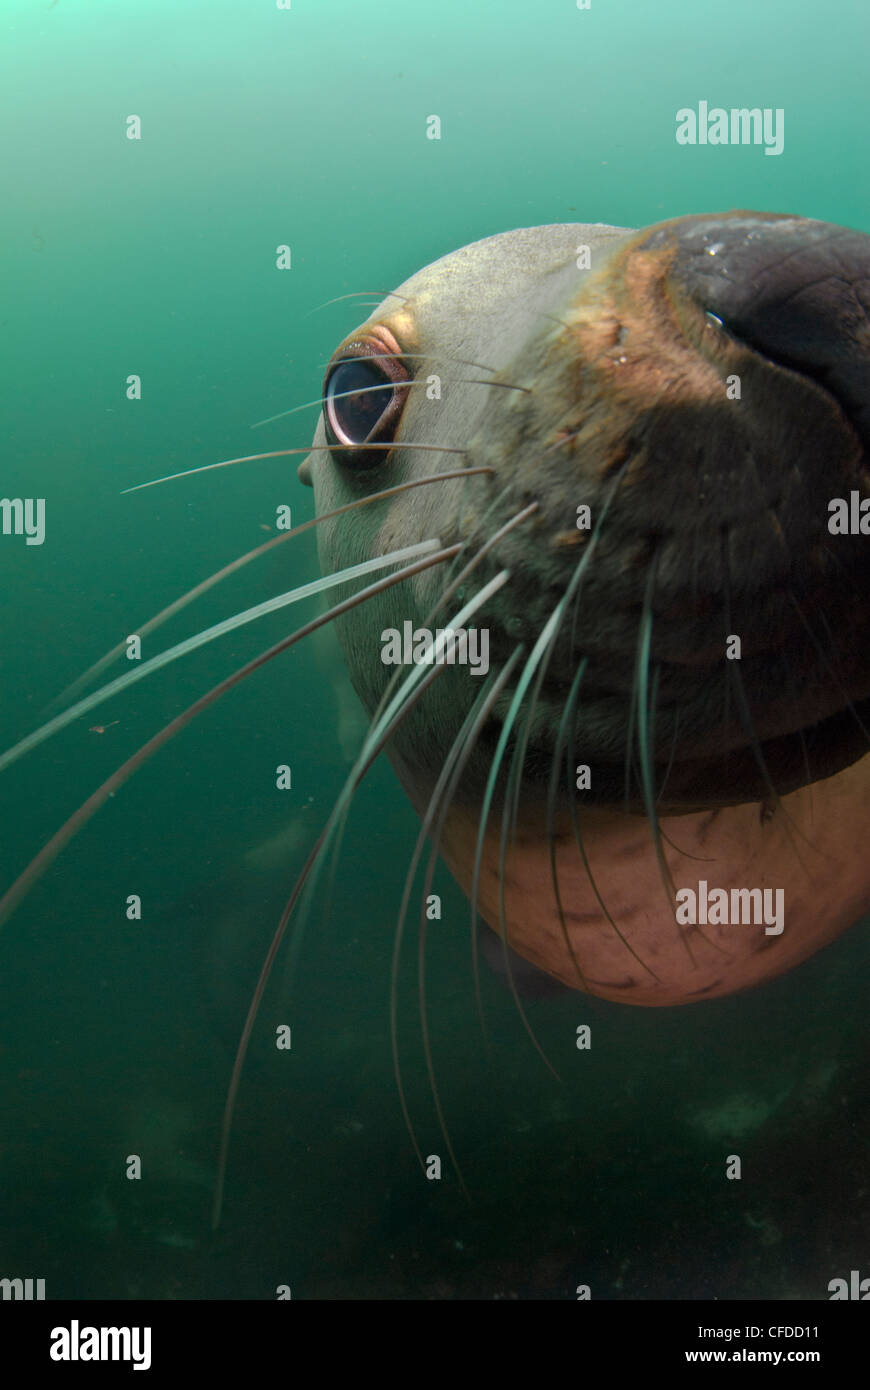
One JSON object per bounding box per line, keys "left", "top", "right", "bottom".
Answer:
{"left": 653, "top": 212, "right": 870, "bottom": 450}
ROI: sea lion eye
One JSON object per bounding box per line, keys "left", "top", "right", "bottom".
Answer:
{"left": 325, "top": 358, "right": 391, "bottom": 444}
{"left": 322, "top": 337, "right": 410, "bottom": 467}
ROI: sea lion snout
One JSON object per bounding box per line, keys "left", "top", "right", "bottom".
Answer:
{"left": 447, "top": 212, "right": 870, "bottom": 807}
{"left": 309, "top": 213, "right": 870, "bottom": 810}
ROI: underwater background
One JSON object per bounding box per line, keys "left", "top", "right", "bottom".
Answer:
{"left": 1, "top": 0, "right": 869, "bottom": 1299}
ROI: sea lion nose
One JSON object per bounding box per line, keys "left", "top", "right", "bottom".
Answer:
{"left": 648, "top": 212, "right": 870, "bottom": 451}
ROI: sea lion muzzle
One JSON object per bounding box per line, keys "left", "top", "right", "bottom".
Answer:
{"left": 454, "top": 210, "right": 870, "bottom": 810}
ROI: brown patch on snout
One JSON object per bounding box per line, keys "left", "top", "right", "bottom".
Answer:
{"left": 558, "top": 242, "right": 752, "bottom": 485}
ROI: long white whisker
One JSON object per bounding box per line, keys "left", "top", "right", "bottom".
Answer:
{"left": 251, "top": 375, "right": 529, "bottom": 430}
{"left": 49, "top": 468, "right": 494, "bottom": 712}
{"left": 0, "top": 541, "right": 441, "bottom": 775}
{"left": 120, "top": 442, "right": 467, "bottom": 494}
{"left": 212, "top": 567, "right": 511, "bottom": 1226}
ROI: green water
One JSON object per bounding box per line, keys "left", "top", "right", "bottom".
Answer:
{"left": 1, "top": 0, "right": 868, "bottom": 1299}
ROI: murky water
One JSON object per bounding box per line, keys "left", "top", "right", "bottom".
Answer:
{"left": 2, "top": 0, "right": 868, "bottom": 1300}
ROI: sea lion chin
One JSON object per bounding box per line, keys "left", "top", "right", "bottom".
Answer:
{"left": 302, "top": 211, "right": 870, "bottom": 1005}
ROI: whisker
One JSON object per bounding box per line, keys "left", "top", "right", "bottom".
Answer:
{"left": 637, "top": 568, "right": 730, "bottom": 961}
{"left": 276, "top": 492, "right": 540, "bottom": 1006}
{"left": 548, "top": 658, "right": 591, "bottom": 992}
{"left": 51, "top": 468, "right": 495, "bottom": 711}
{"left": 655, "top": 706, "right": 680, "bottom": 806}
{"left": 316, "top": 351, "right": 500, "bottom": 375}
{"left": 470, "top": 601, "right": 567, "bottom": 1079}
{"left": 634, "top": 559, "right": 679, "bottom": 910}
{"left": 727, "top": 656, "right": 822, "bottom": 864}
{"left": 422, "top": 503, "right": 538, "bottom": 632}
{"left": 493, "top": 531, "right": 611, "bottom": 1036}
{"left": 0, "top": 546, "right": 461, "bottom": 933}
{"left": 297, "top": 512, "right": 533, "bottom": 1005}
{"left": 775, "top": 645, "right": 814, "bottom": 820}
{"left": 214, "top": 650, "right": 447, "bottom": 1228}
{"left": 303, "top": 289, "right": 411, "bottom": 316}
{"left": 121, "top": 442, "right": 468, "bottom": 494}
{"left": 649, "top": 715, "right": 721, "bottom": 867}
{"left": 365, "top": 351, "right": 497, "bottom": 371}
{"left": 653, "top": 720, "right": 723, "bottom": 862}
{"left": 389, "top": 652, "right": 522, "bottom": 1194}
{"left": 340, "top": 493, "right": 541, "bottom": 1045}
{"left": 252, "top": 380, "right": 405, "bottom": 428}
{"left": 212, "top": 569, "right": 511, "bottom": 1226}
{"left": 0, "top": 542, "right": 445, "bottom": 776}
{"left": 788, "top": 591, "right": 870, "bottom": 748}
{"left": 721, "top": 536, "right": 820, "bottom": 864}
{"left": 544, "top": 461, "right": 662, "bottom": 982}
{"left": 354, "top": 501, "right": 538, "bottom": 776}
{"left": 275, "top": 567, "right": 513, "bottom": 1000}
{"left": 557, "top": 546, "right": 663, "bottom": 984}
{"left": 430, "top": 483, "right": 530, "bottom": 607}
{"left": 623, "top": 672, "right": 638, "bottom": 811}
{"left": 213, "top": 644, "right": 456, "bottom": 1230}
{"left": 560, "top": 680, "right": 661, "bottom": 981}
{"left": 496, "top": 646, "right": 563, "bottom": 1078}
{"left": 325, "top": 497, "right": 539, "bottom": 1162}
{"left": 250, "top": 375, "right": 531, "bottom": 430}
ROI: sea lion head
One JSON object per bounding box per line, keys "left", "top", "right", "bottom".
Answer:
{"left": 303, "top": 212, "right": 870, "bottom": 811}
{"left": 300, "top": 212, "right": 870, "bottom": 1002}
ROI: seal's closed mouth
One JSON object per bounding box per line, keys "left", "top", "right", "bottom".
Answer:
{"left": 485, "top": 691, "right": 870, "bottom": 813}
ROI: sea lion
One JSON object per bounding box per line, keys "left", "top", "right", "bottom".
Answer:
{"left": 302, "top": 211, "right": 870, "bottom": 1007}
